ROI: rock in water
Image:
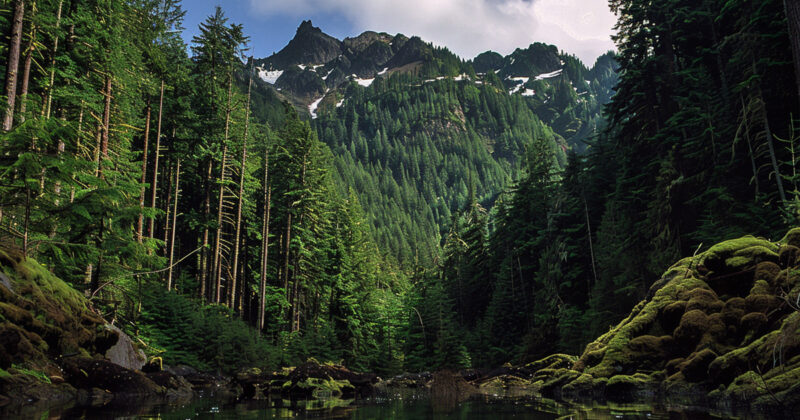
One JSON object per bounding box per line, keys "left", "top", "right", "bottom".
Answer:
{"left": 61, "top": 357, "right": 163, "bottom": 396}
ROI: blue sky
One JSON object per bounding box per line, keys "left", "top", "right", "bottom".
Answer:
{"left": 181, "top": 0, "right": 616, "bottom": 66}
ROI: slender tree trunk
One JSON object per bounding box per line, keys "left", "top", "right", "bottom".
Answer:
{"left": 752, "top": 61, "right": 787, "bottom": 203}
{"left": 137, "top": 105, "right": 151, "bottom": 243}
{"left": 3, "top": 0, "right": 25, "bottom": 131}
{"left": 200, "top": 159, "right": 212, "bottom": 301}
{"left": 283, "top": 212, "right": 292, "bottom": 325}
{"left": 214, "top": 75, "right": 233, "bottom": 304}
{"left": 258, "top": 144, "right": 271, "bottom": 331}
{"left": 213, "top": 144, "right": 228, "bottom": 304}
{"left": 785, "top": 0, "right": 800, "bottom": 104}
{"left": 90, "top": 219, "right": 104, "bottom": 294}
{"left": 71, "top": 101, "right": 84, "bottom": 203}
{"left": 231, "top": 67, "right": 253, "bottom": 309}
{"left": 259, "top": 182, "right": 271, "bottom": 332}
{"left": 45, "top": 0, "right": 63, "bottom": 119}
{"left": 23, "top": 186, "right": 30, "bottom": 256}
{"left": 18, "top": 1, "right": 36, "bottom": 122}
{"left": 93, "top": 119, "right": 102, "bottom": 176}
{"left": 163, "top": 160, "right": 174, "bottom": 248}
{"left": 97, "top": 75, "right": 111, "bottom": 177}
{"left": 149, "top": 80, "right": 164, "bottom": 238}
{"left": 291, "top": 260, "right": 298, "bottom": 332}
{"left": 583, "top": 197, "right": 598, "bottom": 291}
{"left": 762, "top": 104, "right": 786, "bottom": 203}
{"left": 167, "top": 159, "right": 180, "bottom": 291}
{"left": 102, "top": 76, "right": 111, "bottom": 158}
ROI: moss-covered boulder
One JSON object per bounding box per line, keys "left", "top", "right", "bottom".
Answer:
{"left": 282, "top": 359, "right": 377, "bottom": 398}
{"left": 547, "top": 230, "right": 800, "bottom": 412}
{"left": 0, "top": 249, "right": 168, "bottom": 409}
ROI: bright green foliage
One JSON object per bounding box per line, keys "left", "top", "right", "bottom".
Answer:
{"left": 314, "top": 73, "right": 565, "bottom": 266}
{"left": 138, "top": 284, "right": 277, "bottom": 373}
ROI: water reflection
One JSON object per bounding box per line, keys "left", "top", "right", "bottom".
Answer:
{"left": 2, "top": 393, "right": 773, "bottom": 419}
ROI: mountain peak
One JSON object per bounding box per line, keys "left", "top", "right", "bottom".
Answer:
{"left": 297, "top": 20, "right": 319, "bottom": 35}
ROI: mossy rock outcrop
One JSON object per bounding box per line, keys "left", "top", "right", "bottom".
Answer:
{"left": 281, "top": 359, "right": 377, "bottom": 398}
{"left": 0, "top": 249, "right": 170, "bottom": 410}
{"left": 546, "top": 229, "right": 800, "bottom": 412}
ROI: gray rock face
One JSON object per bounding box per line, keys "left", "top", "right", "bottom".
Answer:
{"left": 103, "top": 324, "right": 146, "bottom": 371}
{"left": 0, "top": 272, "right": 13, "bottom": 294}
{"left": 268, "top": 20, "right": 343, "bottom": 68}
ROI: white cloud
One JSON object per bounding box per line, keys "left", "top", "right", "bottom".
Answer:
{"left": 248, "top": 0, "right": 616, "bottom": 65}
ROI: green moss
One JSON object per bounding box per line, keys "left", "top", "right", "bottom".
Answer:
{"left": 0, "top": 368, "right": 10, "bottom": 378}
{"left": 684, "top": 288, "right": 723, "bottom": 313}
{"left": 753, "top": 262, "right": 781, "bottom": 284}
{"left": 780, "top": 227, "right": 800, "bottom": 247}
{"left": 11, "top": 363, "right": 51, "bottom": 384}
{"left": 525, "top": 353, "right": 577, "bottom": 372}
{"left": 560, "top": 372, "right": 596, "bottom": 395}
{"left": 740, "top": 312, "right": 767, "bottom": 335}
{"left": 605, "top": 373, "right": 657, "bottom": 395}
{"left": 16, "top": 259, "right": 88, "bottom": 316}
{"left": 701, "top": 237, "right": 779, "bottom": 264}
{"left": 539, "top": 369, "right": 582, "bottom": 392}
{"left": 749, "top": 280, "right": 772, "bottom": 295}
{"left": 673, "top": 309, "right": 709, "bottom": 346}
{"left": 478, "top": 375, "right": 532, "bottom": 389}
{"left": 292, "top": 377, "right": 354, "bottom": 398}
{"left": 679, "top": 348, "right": 717, "bottom": 382}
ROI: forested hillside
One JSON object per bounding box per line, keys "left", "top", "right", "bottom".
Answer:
{"left": 410, "top": 0, "right": 800, "bottom": 369}
{"left": 250, "top": 22, "right": 617, "bottom": 265}
{"left": 0, "top": 1, "right": 405, "bottom": 373}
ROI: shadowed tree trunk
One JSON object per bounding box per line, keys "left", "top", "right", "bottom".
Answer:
{"left": 137, "top": 105, "right": 151, "bottom": 243}
{"left": 149, "top": 80, "right": 164, "bottom": 238}
{"left": 3, "top": 0, "right": 25, "bottom": 131}
{"left": 214, "top": 74, "right": 233, "bottom": 304}
{"left": 231, "top": 64, "right": 253, "bottom": 310}
{"left": 167, "top": 159, "right": 180, "bottom": 291}
{"left": 44, "top": 0, "right": 63, "bottom": 119}
{"left": 18, "top": 1, "right": 37, "bottom": 122}
{"left": 786, "top": 0, "right": 800, "bottom": 103}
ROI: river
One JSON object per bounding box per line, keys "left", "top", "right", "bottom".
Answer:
{"left": 15, "top": 394, "right": 770, "bottom": 419}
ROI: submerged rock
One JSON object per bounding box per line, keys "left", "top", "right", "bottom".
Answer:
{"left": 281, "top": 359, "right": 378, "bottom": 398}
{"left": 61, "top": 357, "right": 163, "bottom": 396}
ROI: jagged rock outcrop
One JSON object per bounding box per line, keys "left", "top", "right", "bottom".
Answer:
{"left": 267, "top": 20, "right": 343, "bottom": 68}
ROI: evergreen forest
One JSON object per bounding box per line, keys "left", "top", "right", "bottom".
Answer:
{"left": 0, "top": 0, "right": 799, "bottom": 390}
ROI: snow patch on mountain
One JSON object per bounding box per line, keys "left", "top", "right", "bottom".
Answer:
{"left": 509, "top": 84, "right": 524, "bottom": 94}
{"left": 257, "top": 68, "right": 284, "bottom": 84}
{"left": 535, "top": 69, "right": 563, "bottom": 80}
{"left": 521, "top": 89, "right": 536, "bottom": 97}
{"left": 351, "top": 75, "right": 375, "bottom": 87}
{"left": 309, "top": 95, "right": 325, "bottom": 119}
{"left": 378, "top": 67, "right": 389, "bottom": 75}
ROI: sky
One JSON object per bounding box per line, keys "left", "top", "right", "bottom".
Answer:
{"left": 181, "top": 0, "right": 617, "bottom": 66}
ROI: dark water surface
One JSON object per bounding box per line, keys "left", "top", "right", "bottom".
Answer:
{"left": 14, "top": 394, "right": 761, "bottom": 420}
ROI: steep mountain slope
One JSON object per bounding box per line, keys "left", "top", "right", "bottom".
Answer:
{"left": 250, "top": 21, "right": 618, "bottom": 266}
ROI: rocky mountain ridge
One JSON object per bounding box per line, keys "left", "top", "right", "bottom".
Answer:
{"left": 253, "top": 21, "right": 616, "bottom": 144}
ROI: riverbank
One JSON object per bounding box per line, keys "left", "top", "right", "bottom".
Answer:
{"left": 2, "top": 230, "right": 800, "bottom": 417}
